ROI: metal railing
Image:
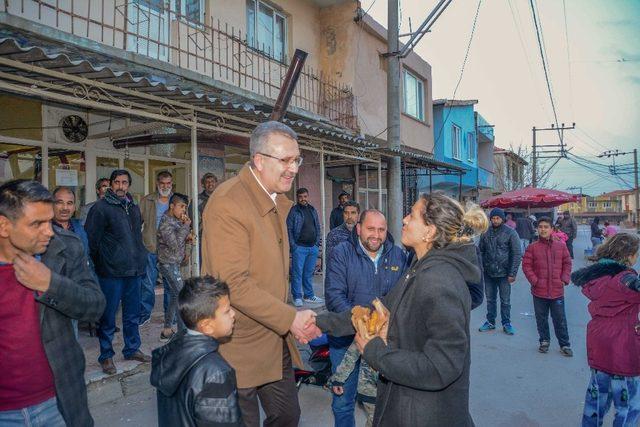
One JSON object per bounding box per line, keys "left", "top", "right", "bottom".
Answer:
{"left": 4, "top": 0, "right": 359, "bottom": 131}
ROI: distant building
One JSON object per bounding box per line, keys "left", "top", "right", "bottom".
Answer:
{"left": 558, "top": 191, "right": 627, "bottom": 224}
{"left": 491, "top": 147, "right": 528, "bottom": 194}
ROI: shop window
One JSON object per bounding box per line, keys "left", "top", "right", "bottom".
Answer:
{"left": 0, "top": 143, "right": 42, "bottom": 185}
{"left": 48, "top": 149, "right": 87, "bottom": 209}
{"left": 124, "top": 159, "right": 146, "bottom": 204}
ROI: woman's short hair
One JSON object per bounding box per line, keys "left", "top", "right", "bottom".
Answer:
{"left": 419, "top": 192, "right": 488, "bottom": 249}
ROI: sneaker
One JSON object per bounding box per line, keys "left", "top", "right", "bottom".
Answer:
{"left": 124, "top": 351, "right": 151, "bottom": 363}
{"left": 303, "top": 296, "right": 324, "bottom": 304}
{"left": 538, "top": 340, "right": 550, "bottom": 353}
{"left": 293, "top": 298, "right": 303, "bottom": 307}
{"left": 503, "top": 323, "right": 515, "bottom": 335}
{"left": 560, "top": 346, "right": 573, "bottom": 357}
{"left": 100, "top": 358, "right": 117, "bottom": 375}
{"left": 478, "top": 321, "right": 496, "bottom": 332}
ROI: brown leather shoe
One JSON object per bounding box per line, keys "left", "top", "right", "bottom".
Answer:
{"left": 100, "top": 358, "right": 117, "bottom": 375}
{"left": 124, "top": 350, "right": 151, "bottom": 363}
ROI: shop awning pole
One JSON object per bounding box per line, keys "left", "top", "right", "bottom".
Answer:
{"left": 191, "top": 114, "right": 200, "bottom": 276}
{"left": 320, "top": 149, "right": 326, "bottom": 293}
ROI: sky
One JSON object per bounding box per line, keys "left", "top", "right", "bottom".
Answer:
{"left": 360, "top": 0, "right": 640, "bottom": 196}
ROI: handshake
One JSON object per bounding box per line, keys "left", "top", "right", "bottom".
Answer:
{"left": 290, "top": 310, "right": 322, "bottom": 344}
{"left": 289, "top": 299, "right": 390, "bottom": 350}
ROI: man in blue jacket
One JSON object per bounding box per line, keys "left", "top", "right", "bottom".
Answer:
{"left": 85, "top": 169, "right": 150, "bottom": 375}
{"left": 324, "top": 209, "right": 407, "bottom": 427}
{"left": 286, "top": 187, "right": 323, "bottom": 307}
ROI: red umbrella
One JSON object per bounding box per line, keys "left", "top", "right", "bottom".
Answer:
{"left": 480, "top": 187, "right": 578, "bottom": 209}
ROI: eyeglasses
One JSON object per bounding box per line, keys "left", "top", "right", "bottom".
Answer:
{"left": 258, "top": 152, "right": 303, "bottom": 168}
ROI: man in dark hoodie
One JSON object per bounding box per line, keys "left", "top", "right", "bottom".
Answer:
{"left": 478, "top": 207, "right": 522, "bottom": 335}
{"left": 85, "top": 169, "right": 150, "bottom": 375}
{"left": 151, "top": 276, "right": 242, "bottom": 427}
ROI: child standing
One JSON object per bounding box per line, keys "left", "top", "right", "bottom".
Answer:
{"left": 157, "top": 193, "right": 192, "bottom": 341}
{"left": 522, "top": 216, "right": 573, "bottom": 356}
{"left": 571, "top": 233, "right": 640, "bottom": 427}
{"left": 150, "top": 276, "right": 241, "bottom": 426}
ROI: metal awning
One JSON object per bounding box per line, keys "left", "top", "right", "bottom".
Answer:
{"left": 0, "top": 33, "right": 377, "bottom": 157}
{"left": 377, "top": 146, "right": 467, "bottom": 175}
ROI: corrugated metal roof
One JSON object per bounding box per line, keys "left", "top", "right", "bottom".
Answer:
{"left": 0, "top": 33, "right": 375, "bottom": 148}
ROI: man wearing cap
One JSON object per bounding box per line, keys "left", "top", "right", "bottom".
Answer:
{"left": 557, "top": 210, "right": 578, "bottom": 258}
{"left": 478, "top": 208, "right": 522, "bottom": 335}
{"left": 330, "top": 191, "right": 351, "bottom": 230}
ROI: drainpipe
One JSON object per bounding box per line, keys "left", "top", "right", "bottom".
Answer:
{"left": 270, "top": 49, "right": 308, "bottom": 121}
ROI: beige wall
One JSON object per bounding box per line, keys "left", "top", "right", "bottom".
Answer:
{"left": 210, "top": 0, "right": 323, "bottom": 71}
{"left": 318, "top": 2, "right": 434, "bottom": 153}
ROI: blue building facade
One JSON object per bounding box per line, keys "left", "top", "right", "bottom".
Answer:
{"left": 418, "top": 99, "right": 494, "bottom": 201}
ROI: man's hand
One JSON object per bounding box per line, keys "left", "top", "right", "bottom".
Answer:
{"left": 290, "top": 310, "right": 321, "bottom": 344}
{"left": 13, "top": 251, "right": 52, "bottom": 293}
{"left": 508, "top": 276, "right": 516, "bottom": 284}
{"left": 332, "top": 385, "right": 344, "bottom": 395}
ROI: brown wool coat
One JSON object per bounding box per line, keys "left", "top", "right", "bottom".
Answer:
{"left": 201, "top": 164, "right": 301, "bottom": 388}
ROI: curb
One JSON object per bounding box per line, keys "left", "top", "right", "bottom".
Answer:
{"left": 87, "top": 362, "right": 151, "bottom": 408}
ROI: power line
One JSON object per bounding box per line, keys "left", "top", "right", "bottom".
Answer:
{"left": 562, "top": 0, "right": 574, "bottom": 117}
{"left": 434, "top": 0, "right": 482, "bottom": 146}
{"left": 529, "top": 0, "right": 562, "bottom": 143}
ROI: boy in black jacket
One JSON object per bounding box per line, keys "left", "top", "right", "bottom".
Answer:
{"left": 150, "top": 276, "right": 242, "bottom": 426}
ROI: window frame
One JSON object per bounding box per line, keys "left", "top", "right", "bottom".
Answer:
{"left": 466, "top": 131, "right": 475, "bottom": 162}
{"left": 402, "top": 69, "right": 425, "bottom": 122}
{"left": 171, "top": 0, "right": 205, "bottom": 25}
{"left": 246, "top": 0, "right": 288, "bottom": 63}
{"left": 451, "top": 124, "right": 462, "bottom": 160}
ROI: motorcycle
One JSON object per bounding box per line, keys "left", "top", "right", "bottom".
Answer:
{"left": 294, "top": 334, "right": 332, "bottom": 389}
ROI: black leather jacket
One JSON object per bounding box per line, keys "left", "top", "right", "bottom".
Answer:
{"left": 479, "top": 224, "right": 523, "bottom": 278}
{"left": 150, "top": 332, "right": 243, "bottom": 427}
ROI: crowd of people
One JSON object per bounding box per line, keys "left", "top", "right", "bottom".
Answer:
{"left": 0, "top": 120, "right": 638, "bottom": 427}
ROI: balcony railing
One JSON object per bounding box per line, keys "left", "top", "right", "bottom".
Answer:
{"left": 3, "top": 0, "right": 359, "bottom": 131}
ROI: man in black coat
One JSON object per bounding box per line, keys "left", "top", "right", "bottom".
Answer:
{"left": 0, "top": 180, "right": 105, "bottom": 427}
{"left": 478, "top": 208, "right": 522, "bottom": 335}
{"left": 85, "top": 169, "right": 150, "bottom": 375}
{"left": 330, "top": 191, "right": 351, "bottom": 230}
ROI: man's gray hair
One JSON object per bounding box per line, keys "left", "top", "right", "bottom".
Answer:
{"left": 249, "top": 121, "right": 298, "bottom": 158}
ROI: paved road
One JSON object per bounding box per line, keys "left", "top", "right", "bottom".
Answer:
{"left": 92, "top": 226, "right": 637, "bottom": 426}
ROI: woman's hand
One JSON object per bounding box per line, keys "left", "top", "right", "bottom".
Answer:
{"left": 354, "top": 332, "right": 371, "bottom": 354}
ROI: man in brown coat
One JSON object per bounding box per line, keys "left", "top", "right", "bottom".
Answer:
{"left": 201, "top": 121, "right": 321, "bottom": 427}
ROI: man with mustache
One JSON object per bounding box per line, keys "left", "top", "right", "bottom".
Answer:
{"left": 201, "top": 121, "right": 321, "bottom": 427}
{"left": 0, "top": 180, "right": 104, "bottom": 427}
{"left": 324, "top": 209, "right": 407, "bottom": 427}
{"left": 79, "top": 177, "right": 109, "bottom": 225}
{"left": 139, "top": 171, "right": 174, "bottom": 326}
{"left": 325, "top": 200, "right": 360, "bottom": 261}
{"left": 85, "top": 169, "right": 149, "bottom": 375}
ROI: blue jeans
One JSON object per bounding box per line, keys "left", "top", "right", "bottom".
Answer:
{"left": 329, "top": 335, "right": 360, "bottom": 427}
{"left": 97, "top": 276, "right": 142, "bottom": 362}
{"left": 291, "top": 245, "right": 319, "bottom": 300}
{"left": 0, "top": 397, "right": 65, "bottom": 426}
{"left": 582, "top": 369, "right": 640, "bottom": 427}
{"left": 140, "top": 253, "right": 158, "bottom": 322}
{"left": 485, "top": 275, "right": 511, "bottom": 325}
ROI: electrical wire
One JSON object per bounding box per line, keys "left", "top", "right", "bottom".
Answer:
{"left": 529, "top": 0, "right": 562, "bottom": 143}
{"left": 566, "top": 154, "right": 633, "bottom": 189}
{"left": 562, "top": 0, "right": 574, "bottom": 117}
{"left": 433, "top": 0, "right": 482, "bottom": 147}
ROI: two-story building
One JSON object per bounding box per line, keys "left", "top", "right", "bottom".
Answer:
{"left": 417, "top": 99, "right": 494, "bottom": 202}
{"left": 490, "top": 146, "right": 528, "bottom": 195}
{"left": 0, "top": 0, "right": 452, "bottom": 270}
{"left": 558, "top": 191, "right": 626, "bottom": 224}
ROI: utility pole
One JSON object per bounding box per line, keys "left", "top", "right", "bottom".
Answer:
{"left": 599, "top": 148, "right": 640, "bottom": 231}
{"left": 531, "top": 122, "right": 575, "bottom": 187}
{"left": 386, "top": 0, "right": 403, "bottom": 242}
{"left": 384, "top": 0, "right": 453, "bottom": 240}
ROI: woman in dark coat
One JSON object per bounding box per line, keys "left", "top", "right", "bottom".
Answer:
{"left": 317, "top": 193, "right": 488, "bottom": 426}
